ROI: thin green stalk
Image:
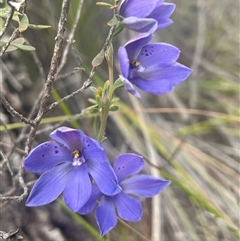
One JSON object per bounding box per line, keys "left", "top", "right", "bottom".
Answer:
{"left": 97, "top": 96, "right": 111, "bottom": 142}
{"left": 97, "top": 41, "right": 114, "bottom": 142}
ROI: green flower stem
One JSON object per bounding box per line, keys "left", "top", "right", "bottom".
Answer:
{"left": 97, "top": 34, "right": 114, "bottom": 142}
{"left": 97, "top": 93, "right": 111, "bottom": 142}
{"left": 106, "top": 43, "right": 114, "bottom": 88}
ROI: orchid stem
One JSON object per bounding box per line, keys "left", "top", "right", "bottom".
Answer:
{"left": 97, "top": 93, "right": 111, "bottom": 142}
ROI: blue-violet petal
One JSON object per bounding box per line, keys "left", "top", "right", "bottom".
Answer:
{"left": 78, "top": 184, "right": 102, "bottom": 215}
{"left": 121, "top": 174, "right": 171, "bottom": 197}
{"left": 113, "top": 192, "right": 142, "bottom": 222}
{"left": 63, "top": 164, "right": 92, "bottom": 212}
{"left": 24, "top": 141, "right": 72, "bottom": 173}
{"left": 119, "top": 0, "right": 158, "bottom": 18}
{"left": 121, "top": 17, "right": 158, "bottom": 34}
{"left": 131, "top": 77, "right": 172, "bottom": 95}
{"left": 49, "top": 126, "right": 84, "bottom": 151}
{"left": 137, "top": 43, "right": 180, "bottom": 68}
{"left": 119, "top": 75, "right": 141, "bottom": 98}
{"left": 95, "top": 196, "right": 117, "bottom": 237}
{"left": 113, "top": 153, "right": 144, "bottom": 183}
{"left": 88, "top": 159, "right": 121, "bottom": 196}
{"left": 26, "top": 162, "right": 73, "bottom": 206}
{"left": 82, "top": 135, "right": 107, "bottom": 163}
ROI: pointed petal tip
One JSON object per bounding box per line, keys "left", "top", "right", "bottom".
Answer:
{"left": 95, "top": 197, "right": 117, "bottom": 237}
{"left": 119, "top": 75, "right": 141, "bottom": 98}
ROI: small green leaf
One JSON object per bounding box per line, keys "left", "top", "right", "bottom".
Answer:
{"left": 112, "top": 78, "right": 123, "bottom": 93}
{"left": 12, "top": 14, "right": 20, "bottom": 22}
{"left": 112, "top": 97, "right": 120, "bottom": 103}
{"left": 112, "top": 22, "right": 124, "bottom": 37}
{"left": 113, "top": 78, "right": 123, "bottom": 87}
{"left": 107, "top": 16, "right": 118, "bottom": 27}
{"left": 96, "top": 2, "right": 113, "bottom": 7}
{"left": 105, "top": 43, "right": 113, "bottom": 64}
{"left": 0, "top": 7, "right": 9, "bottom": 15}
{"left": 89, "top": 108, "right": 100, "bottom": 114}
{"left": 88, "top": 98, "right": 97, "bottom": 104}
{"left": 96, "top": 95, "right": 102, "bottom": 108}
{"left": 102, "top": 80, "right": 110, "bottom": 93}
{"left": 28, "top": 24, "right": 51, "bottom": 30}
{"left": 90, "top": 87, "right": 98, "bottom": 93}
{"left": 0, "top": 8, "right": 22, "bottom": 22}
{"left": 0, "top": 40, "right": 7, "bottom": 47}
{"left": 18, "top": 14, "right": 29, "bottom": 32}
{"left": 92, "top": 49, "right": 105, "bottom": 67}
{"left": 5, "top": 45, "right": 18, "bottom": 52}
{"left": 83, "top": 104, "right": 99, "bottom": 114}
{"left": 11, "top": 43, "right": 35, "bottom": 51}
{"left": 109, "top": 105, "right": 119, "bottom": 112}
{"left": 0, "top": 38, "right": 27, "bottom": 52}
{"left": 11, "top": 37, "right": 25, "bottom": 45}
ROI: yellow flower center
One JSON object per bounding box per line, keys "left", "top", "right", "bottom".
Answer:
{"left": 72, "top": 149, "right": 80, "bottom": 159}
{"left": 130, "top": 60, "right": 140, "bottom": 68}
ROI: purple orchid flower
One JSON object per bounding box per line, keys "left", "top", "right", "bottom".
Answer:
{"left": 24, "top": 126, "right": 121, "bottom": 212}
{"left": 78, "top": 153, "right": 171, "bottom": 236}
{"left": 118, "top": 33, "right": 192, "bottom": 97}
{"left": 119, "top": 0, "right": 176, "bottom": 34}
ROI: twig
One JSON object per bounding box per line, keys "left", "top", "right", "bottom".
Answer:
{"left": 0, "top": 150, "right": 14, "bottom": 176}
{"left": 0, "top": 1, "right": 15, "bottom": 39}
{"left": 0, "top": 120, "right": 28, "bottom": 201}
{"left": 45, "top": 77, "right": 92, "bottom": 113}
{"left": 16, "top": 94, "right": 44, "bottom": 144}
{"left": 55, "top": 67, "right": 83, "bottom": 81}
{"left": 36, "top": 0, "right": 70, "bottom": 112}
{"left": 45, "top": 21, "right": 118, "bottom": 114}
{"left": 2, "top": 61, "right": 23, "bottom": 91}
{"left": 0, "top": 229, "right": 23, "bottom": 240}
{"left": 71, "top": 42, "right": 83, "bottom": 67}
{"left": 17, "top": 167, "right": 28, "bottom": 201}
{"left": 0, "top": 28, "right": 20, "bottom": 56}
{"left": 35, "top": 112, "right": 89, "bottom": 135}
{"left": 0, "top": 142, "right": 26, "bottom": 155}
{"left": 26, "top": 39, "right": 46, "bottom": 80}
{"left": 0, "top": 195, "right": 20, "bottom": 201}
{"left": 25, "top": 0, "right": 71, "bottom": 152}
{"left": 57, "top": 0, "right": 84, "bottom": 75}
{"left": 0, "top": 0, "right": 28, "bottom": 56}
{"left": 36, "top": 0, "right": 70, "bottom": 110}
{"left": 0, "top": 93, "right": 34, "bottom": 126}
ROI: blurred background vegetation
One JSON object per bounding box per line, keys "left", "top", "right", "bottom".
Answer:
{"left": 1, "top": 0, "right": 239, "bottom": 240}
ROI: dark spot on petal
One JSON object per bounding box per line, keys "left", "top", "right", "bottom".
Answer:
{"left": 54, "top": 146, "right": 58, "bottom": 148}
{"left": 42, "top": 154, "right": 45, "bottom": 157}
{"left": 55, "top": 150, "right": 59, "bottom": 154}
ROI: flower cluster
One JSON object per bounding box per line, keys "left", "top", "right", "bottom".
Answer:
{"left": 24, "top": 0, "right": 191, "bottom": 237}
{"left": 24, "top": 127, "right": 170, "bottom": 236}
{"left": 118, "top": 0, "right": 192, "bottom": 97}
